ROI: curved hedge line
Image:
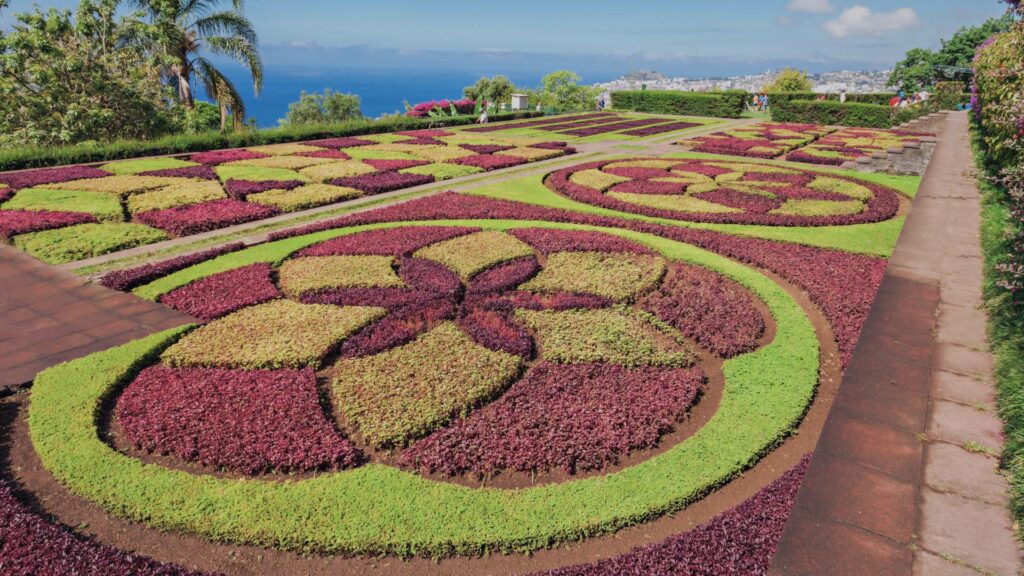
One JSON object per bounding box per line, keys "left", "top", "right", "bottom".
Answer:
{"left": 30, "top": 221, "right": 819, "bottom": 558}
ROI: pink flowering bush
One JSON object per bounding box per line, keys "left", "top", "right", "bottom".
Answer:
{"left": 405, "top": 98, "right": 476, "bottom": 117}
{"left": 116, "top": 366, "right": 361, "bottom": 474}
{"left": 136, "top": 199, "right": 278, "bottom": 236}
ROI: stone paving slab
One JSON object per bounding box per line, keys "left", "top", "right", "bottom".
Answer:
{"left": 0, "top": 245, "right": 196, "bottom": 390}
{"left": 771, "top": 112, "right": 1023, "bottom": 575}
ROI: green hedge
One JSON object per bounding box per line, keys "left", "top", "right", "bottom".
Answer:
{"left": 771, "top": 98, "right": 935, "bottom": 128}
{"left": 766, "top": 92, "right": 896, "bottom": 107}
{"left": 0, "top": 112, "right": 543, "bottom": 171}
{"left": 610, "top": 90, "right": 747, "bottom": 118}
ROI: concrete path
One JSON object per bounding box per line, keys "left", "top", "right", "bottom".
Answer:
{"left": 0, "top": 245, "right": 195, "bottom": 391}
{"left": 771, "top": 111, "right": 1023, "bottom": 575}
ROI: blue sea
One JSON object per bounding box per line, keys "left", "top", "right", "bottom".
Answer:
{"left": 220, "top": 66, "right": 613, "bottom": 128}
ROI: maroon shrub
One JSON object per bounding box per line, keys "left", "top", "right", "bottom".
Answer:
{"left": 603, "top": 166, "right": 671, "bottom": 179}
{"left": 395, "top": 129, "right": 453, "bottom": 138}
{"left": 398, "top": 138, "right": 444, "bottom": 146}
{"left": 671, "top": 162, "right": 732, "bottom": 177}
{"left": 537, "top": 455, "right": 811, "bottom": 576}
{"left": 450, "top": 154, "right": 528, "bottom": 170}
{"left": 0, "top": 188, "right": 13, "bottom": 203}
{"left": 302, "top": 286, "right": 441, "bottom": 310}
{"left": 640, "top": 263, "right": 766, "bottom": 358}
{"left": 402, "top": 362, "right": 705, "bottom": 476}
{"left": 297, "top": 149, "right": 350, "bottom": 159}
{"left": 458, "top": 308, "right": 533, "bottom": 357}
{"left": 136, "top": 199, "right": 279, "bottom": 236}
{"left": 158, "top": 263, "right": 280, "bottom": 320}
{"left": 329, "top": 171, "right": 434, "bottom": 194}
{"left": 0, "top": 165, "right": 109, "bottom": 190}
{"left": 399, "top": 257, "right": 465, "bottom": 296}
{"left": 530, "top": 141, "right": 570, "bottom": 150}
{"left": 188, "top": 149, "right": 267, "bottom": 165}
{"left": 0, "top": 210, "right": 96, "bottom": 239}
{"left": 362, "top": 159, "right": 430, "bottom": 171}
{"left": 557, "top": 118, "right": 665, "bottom": 137}
{"left": 338, "top": 298, "right": 457, "bottom": 358}
{"left": 466, "top": 257, "right": 539, "bottom": 294}
{"left": 785, "top": 150, "right": 845, "bottom": 166}
{"left": 302, "top": 136, "right": 374, "bottom": 148}
{"left": 609, "top": 179, "right": 686, "bottom": 195}
{"left": 459, "top": 144, "right": 515, "bottom": 154}
{"left": 619, "top": 121, "right": 701, "bottom": 136}
{"left": 296, "top": 226, "right": 479, "bottom": 258}
{"left": 116, "top": 366, "right": 360, "bottom": 474}
{"left": 224, "top": 179, "right": 303, "bottom": 200}
{"left": 98, "top": 242, "right": 245, "bottom": 292}
{"left": 696, "top": 188, "right": 781, "bottom": 213}
{"left": 138, "top": 165, "right": 219, "bottom": 179}
{"left": 0, "top": 482, "right": 209, "bottom": 576}
{"left": 509, "top": 227, "right": 654, "bottom": 255}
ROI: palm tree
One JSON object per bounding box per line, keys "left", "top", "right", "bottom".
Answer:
{"left": 126, "top": 0, "right": 263, "bottom": 130}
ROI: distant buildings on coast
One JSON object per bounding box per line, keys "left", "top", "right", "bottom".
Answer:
{"left": 596, "top": 69, "right": 893, "bottom": 94}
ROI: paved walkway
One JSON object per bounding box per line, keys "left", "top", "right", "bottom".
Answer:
{"left": 771, "top": 111, "right": 1022, "bottom": 575}
{"left": 0, "top": 245, "right": 195, "bottom": 391}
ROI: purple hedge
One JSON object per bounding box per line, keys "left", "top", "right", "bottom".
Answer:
{"left": 136, "top": 199, "right": 279, "bottom": 237}
{"left": 338, "top": 298, "right": 457, "bottom": 358}
{"left": 395, "top": 129, "right": 454, "bottom": 138}
{"left": 159, "top": 263, "right": 280, "bottom": 320}
{"left": 531, "top": 141, "right": 570, "bottom": 150}
{"left": 329, "top": 171, "right": 434, "bottom": 194}
{"left": 459, "top": 144, "right": 515, "bottom": 154}
{"left": 98, "top": 242, "right": 245, "bottom": 292}
{"left": 557, "top": 118, "right": 666, "bottom": 137}
{"left": 362, "top": 159, "right": 431, "bottom": 171}
{"left": 0, "top": 482, "right": 210, "bottom": 575}
{"left": 537, "top": 455, "right": 811, "bottom": 576}
{"left": 458, "top": 308, "right": 534, "bottom": 358}
{"left": 303, "top": 136, "right": 375, "bottom": 149}
{"left": 296, "top": 226, "right": 479, "bottom": 258}
{"left": 116, "top": 366, "right": 361, "bottom": 475}
{"left": 466, "top": 257, "right": 540, "bottom": 294}
{"left": 297, "top": 149, "right": 350, "bottom": 160}
{"left": 398, "top": 256, "right": 464, "bottom": 295}
{"left": 0, "top": 165, "right": 109, "bottom": 190}
{"left": 402, "top": 362, "right": 704, "bottom": 477}
{"left": 224, "top": 179, "right": 303, "bottom": 200}
{"left": 273, "top": 192, "right": 885, "bottom": 369}
{"left": 619, "top": 121, "right": 701, "bottom": 137}
{"left": 138, "top": 165, "right": 219, "bottom": 179}
{"left": 188, "top": 149, "right": 267, "bottom": 165}
{"left": 0, "top": 210, "right": 96, "bottom": 240}
{"left": 302, "top": 286, "right": 442, "bottom": 311}
{"left": 509, "top": 227, "right": 654, "bottom": 255}
{"left": 697, "top": 188, "right": 781, "bottom": 213}
{"left": 640, "top": 263, "right": 766, "bottom": 358}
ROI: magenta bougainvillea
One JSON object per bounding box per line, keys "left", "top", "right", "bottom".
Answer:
{"left": 537, "top": 455, "right": 811, "bottom": 576}
{"left": 136, "top": 199, "right": 278, "bottom": 236}
{"left": 0, "top": 210, "right": 96, "bottom": 239}
{"left": 402, "top": 362, "right": 704, "bottom": 477}
{"left": 116, "top": 366, "right": 361, "bottom": 474}
{"left": 159, "top": 263, "right": 281, "bottom": 320}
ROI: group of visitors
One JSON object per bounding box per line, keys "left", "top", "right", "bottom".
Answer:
{"left": 889, "top": 90, "right": 929, "bottom": 108}
{"left": 751, "top": 93, "right": 769, "bottom": 112}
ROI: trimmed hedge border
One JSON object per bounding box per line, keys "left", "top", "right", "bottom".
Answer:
{"left": 31, "top": 221, "right": 818, "bottom": 558}
{"left": 771, "top": 98, "right": 936, "bottom": 128}
{"left": 0, "top": 112, "right": 543, "bottom": 172}
{"left": 611, "top": 91, "right": 747, "bottom": 119}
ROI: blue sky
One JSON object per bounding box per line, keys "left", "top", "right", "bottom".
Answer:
{"left": 2, "top": 0, "right": 1008, "bottom": 74}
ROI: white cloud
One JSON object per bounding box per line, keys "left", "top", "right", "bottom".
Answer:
{"left": 786, "top": 0, "right": 834, "bottom": 13}
{"left": 776, "top": 15, "right": 793, "bottom": 27}
{"left": 824, "top": 6, "right": 920, "bottom": 39}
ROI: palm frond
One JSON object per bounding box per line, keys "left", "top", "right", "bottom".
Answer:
{"left": 195, "top": 56, "right": 246, "bottom": 122}
{"left": 204, "top": 34, "right": 262, "bottom": 94}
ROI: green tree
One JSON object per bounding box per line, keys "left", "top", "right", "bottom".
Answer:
{"left": 0, "top": 0, "right": 173, "bottom": 146}
{"left": 464, "top": 75, "right": 515, "bottom": 106}
{"left": 889, "top": 15, "right": 1015, "bottom": 92}
{"left": 280, "top": 89, "right": 363, "bottom": 126}
{"left": 126, "top": 0, "right": 263, "bottom": 130}
{"left": 764, "top": 68, "right": 813, "bottom": 92}
{"left": 535, "top": 70, "right": 597, "bottom": 111}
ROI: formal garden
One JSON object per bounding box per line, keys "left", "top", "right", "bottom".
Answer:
{"left": 1, "top": 0, "right": 1022, "bottom": 574}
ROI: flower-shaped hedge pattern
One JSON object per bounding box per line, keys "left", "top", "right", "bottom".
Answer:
{"left": 786, "top": 127, "right": 934, "bottom": 166}
{"left": 677, "top": 122, "right": 835, "bottom": 159}
{"left": 111, "top": 225, "right": 774, "bottom": 482}
{"left": 0, "top": 131, "right": 574, "bottom": 263}
{"left": 548, "top": 157, "right": 902, "bottom": 226}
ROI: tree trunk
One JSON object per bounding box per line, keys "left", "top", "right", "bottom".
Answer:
{"left": 219, "top": 104, "right": 228, "bottom": 132}
{"left": 175, "top": 63, "right": 194, "bottom": 109}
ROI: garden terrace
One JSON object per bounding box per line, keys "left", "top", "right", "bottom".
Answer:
{"left": 456, "top": 112, "right": 718, "bottom": 141}
{"left": 1, "top": 110, "right": 959, "bottom": 576}
{"left": 785, "top": 127, "right": 935, "bottom": 166}
{"left": 676, "top": 122, "right": 836, "bottom": 159}
{"left": 0, "top": 130, "right": 575, "bottom": 264}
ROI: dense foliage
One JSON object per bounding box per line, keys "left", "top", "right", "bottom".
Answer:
{"left": 611, "top": 90, "right": 747, "bottom": 118}
{"left": 280, "top": 89, "right": 363, "bottom": 126}
{"left": 763, "top": 68, "right": 813, "bottom": 93}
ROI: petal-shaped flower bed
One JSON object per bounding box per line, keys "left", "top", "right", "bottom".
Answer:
{"left": 786, "top": 127, "right": 934, "bottom": 166}
{"left": 547, "top": 157, "right": 901, "bottom": 226}
{"left": 159, "top": 263, "right": 280, "bottom": 320}
{"left": 678, "top": 122, "right": 834, "bottom": 158}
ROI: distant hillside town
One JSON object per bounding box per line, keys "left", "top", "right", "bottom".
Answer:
{"left": 596, "top": 69, "right": 893, "bottom": 94}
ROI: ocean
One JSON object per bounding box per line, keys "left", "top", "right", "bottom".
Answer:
{"left": 229, "top": 67, "right": 605, "bottom": 128}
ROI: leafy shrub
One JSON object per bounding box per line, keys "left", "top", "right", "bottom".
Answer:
{"left": 521, "top": 252, "right": 665, "bottom": 302}
{"left": 278, "top": 255, "right": 405, "bottom": 297}
{"left": 611, "top": 90, "right": 747, "bottom": 118}
{"left": 135, "top": 199, "right": 278, "bottom": 236}
{"left": 3, "top": 188, "right": 123, "bottom": 222}
{"left": 297, "top": 226, "right": 479, "bottom": 257}
{"left": 159, "top": 263, "right": 280, "bottom": 320}
{"left": 99, "top": 242, "right": 245, "bottom": 291}
{"left": 162, "top": 300, "right": 386, "bottom": 369}
{"left": 101, "top": 158, "right": 198, "bottom": 175}
{"left": 125, "top": 180, "right": 226, "bottom": 214}
{"left": 329, "top": 170, "right": 435, "bottom": 194}
{"left": 117, "top": 366, "right": 360, "bottom": 474}
{"left": 413, "top": 230, "right": 535, "bottom": 279}
{"left": 13, "top": 222, "right": 166, "bottom": 264}
{"left": 246, "top": 183, "right": 362, "bottom": 212}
